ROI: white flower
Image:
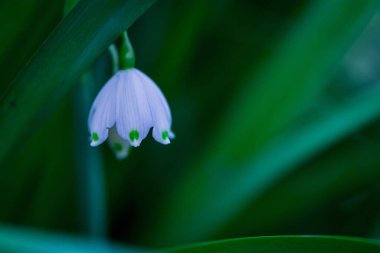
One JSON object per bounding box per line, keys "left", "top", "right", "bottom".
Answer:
{"left": 88, "top": 68, "right": 174, "bottom": 158}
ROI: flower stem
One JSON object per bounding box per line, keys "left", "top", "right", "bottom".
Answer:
{"left": 65, "top": 0, "right": 107, "bottom": 239}
{"left": 73, "top": 72, "right": 108, "bottom": 239}
{"left": 118, "top": 31, "right": 135, "bottom": 70}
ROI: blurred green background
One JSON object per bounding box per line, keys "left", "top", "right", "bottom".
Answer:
{"left": 1, "top": 0, "right": 380, "bottom": 252}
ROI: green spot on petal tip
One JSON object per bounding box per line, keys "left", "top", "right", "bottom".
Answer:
{"left": 92, "top": 132, "right": 99, "bottom": 142}
{"left": 129, "top": 130, "right": 139, "bottom": 141}
{"left": 162, "top": 130, "right": 169, "bottom": 140}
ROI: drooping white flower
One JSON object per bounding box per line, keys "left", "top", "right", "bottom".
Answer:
{"left": 88, "top": 68, "right": 174, "bottom": 158}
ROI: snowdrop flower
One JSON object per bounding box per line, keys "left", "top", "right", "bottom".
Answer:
{"left": 88, "top": 68, "right": 174, "bottom": 159}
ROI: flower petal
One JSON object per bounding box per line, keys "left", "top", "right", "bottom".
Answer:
{"left": 115, "top": 69, "right": 153, "bottom": 147}
{"left": 88, "top": 73, "right": 119, "bottom": 146}
{"left": 134, "top": 69, "right": 173, "bottom": 144}
{"left": 107, "top": 126, "right": 130, "bottom": 159}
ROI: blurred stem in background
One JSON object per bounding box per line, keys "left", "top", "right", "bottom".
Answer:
{"left": 73, "top": 73, "right": 107, "bottom": 238}
{"left": 65, "top": 0, "right": 107, "bottom": 238}
{"left": 109, "top": 44, "right": 119, "bottom": 74}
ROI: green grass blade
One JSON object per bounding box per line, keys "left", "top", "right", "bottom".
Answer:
{"left": 223, "top": 127, "right": 380, "bottom": 235}
{"left": 222, "top": 87, "right": 380, "bottom": 205}
{"left": 0, "top": 0, "right": 156, "bottom": 162}
{"left": 0, "top": 0, "right": 63, "bottom": 91}
{"left": 165, "top": 236, "right": 380, "bottom": 253}
{"left": 152, "top": 0, "right": 213, "bottom": 93}
{"left": 2, "top": 227, "right": 380, "bottom": 253}
{"left": 0, "top": 226, "right": 151, "bottom": 253}
{"left": 210, "top": 0, "right": 380, "bottom": 161}
{"left": 147, "top": 0, "right": 380, "bottom": 245}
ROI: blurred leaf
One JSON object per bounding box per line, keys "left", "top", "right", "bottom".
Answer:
{"left": 215, "top": 86, "right": 380, "bottom": 222}
{"left": 0, "top": 0, "right": 156, "bottom": 162}
{"left": 167, "top": 236, "right": 380, "bottom": 253}
{"left": 1, "top": 226, "right": 380, "bottom": 253}
{"left": 0, "top": 226, "right": 150, "bottom": 253}
{"left": 221, "top": 123, "right": 380, "bottom": 236}
{"left": 152, "top": 0, "right": 214, "bottom": 93}
{"left": 207, "top": 0, "right": 380, "bottom": 161}
{"left": 147, "top": 0, "right": 380, "bottom": 245}
{"left": 0, "top": 0, "right": 63, "bottom": 91}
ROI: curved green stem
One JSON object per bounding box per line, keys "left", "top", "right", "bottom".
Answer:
{"left": 118, "top": 31, "right": 135, "bottom": 70}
